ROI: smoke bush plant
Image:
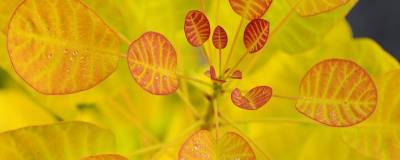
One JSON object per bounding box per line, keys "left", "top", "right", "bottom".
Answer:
{"left": 0, "top": 0, "right": 399, "bottom": 159}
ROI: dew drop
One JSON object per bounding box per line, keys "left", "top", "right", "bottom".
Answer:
{"left": 47, "top": 53, "right": 53, "bottom": 59}
{"left": 72, "top": 50, "right": 79, "bottom": 56}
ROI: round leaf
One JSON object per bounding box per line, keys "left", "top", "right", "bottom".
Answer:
{"left": 184, "top": 10, "right": 210, "bottom": 47}
{"left": 231, "top": 70, "right": 243, "bottom": 79}
{"left": 229, "top": 0, "right": 273, "bottom": 20}
{"left": 82, "top": 154, "right": 128, "bottom": 160}
{"left": 243, "top": 19, "right": 270, "bottom": 53}
{"left": 7, "top": 0, "right": 121, "bottom": 94}
{"left": 231, "top": 86, "right": 272, "bottom": 110}
{"left": 212, "top": 26, "right": 228, "bottom": 49}
{"left": 0, "top": 121, "right": 115, "bottom": 160}
{"left": 127, "top": 32, "right": 178, "bottom": 95}
{"left": 296, "top": 59, "right": 378, "bottom": 127}
{"left": 287, "top": 0, "right": 351, "bottom": 16}
{"left": 179, "top": 130, "right": 256, "bottom": 160}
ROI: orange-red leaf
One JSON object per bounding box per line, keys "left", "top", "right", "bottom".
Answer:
{"left": 243, "top": 19, "right": 270, "bottom": 53}
{"left": 7, "top": 0, "right": 121, "bottom": 94}
{"left": 82, "top": 154, "right": 128, "bottom": 160}
{"left": 231, "top": 86, "right": 272, "bottom": 110}
{"left": 297, "top": 59, "right": 378, "bottom": 127}
{"left": 229, "top": 0, "right": 273, "bottom": 20}
{"left": 288, "top": 0, "right": 351, "bottom": 16}
{"left": 127, "top": 32, "right": 178, "bottom": 95}
{"left": 184, "top": 10, "right": 210, "bottom": 47}
{"left": 212, "top": 26, "right": 228, "bottom": 49}
{"left": 205, "top": 66, "right": 226, "bottom": 83}
{"left": 231, "top": 70, "right": 243, "bottom": 79}
{"left": 179, "top": 130, "right": 256, "bottom": 160}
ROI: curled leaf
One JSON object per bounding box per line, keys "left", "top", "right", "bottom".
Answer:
{"left": 7, "top": 0, "right": 121, "bottom": 94}
{"left": 231, "top": 86, "right": 272, "bottom": 110}
{"left": 229, "top": 0, "right": 273, "bottom": 20}
{"left": 184, "top": 10, "right": 211, "bottom": 47}
{"left": 296, "top": 59, "right": 378, "bottom": 127}
{"left": 230, "top": 70, "right": 243, "bottom": 79}
{"left": 288, "top": 0, "right": 351, "bottom": 16}
{"left": 179, "top": 130, "right": 256, "bottom": 160}
{"left": 244, "top": 19, "right": 270, "bottom": 53}
{"left": 205, "top": 65, "right": 226, "bottom": 83}
{"left": 82, "top": 154, "right": 128, "bottom": 160}
{"left": 212, "top": 26, "right": 228, "bottom": 49}
{"left": 127, "top": 32, "right": 178, "bottom": 95}
{"left": 0, "top": 121, "right": 115, "bottom": 159}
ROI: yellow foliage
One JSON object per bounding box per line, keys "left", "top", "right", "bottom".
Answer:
{"left": 0, "top": 0, "right": 398, "bottom": 159}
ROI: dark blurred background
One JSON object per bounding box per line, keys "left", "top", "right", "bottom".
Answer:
{"left": 347, "top": 0, "right": 399, "bottom": 60}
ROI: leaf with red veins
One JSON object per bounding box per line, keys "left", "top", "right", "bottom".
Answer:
{"left": 243, "top": 19, "right": 270, "bottom": 53}
{"left": 297, "top": 59, "right": 377, "bottom": 127}
{"left": 127, "top": 32, "right": 178, "bottom": 95}
{"left": 184, "top": 10, "right": 211, "bottom": 47}
{"left": 204, "top": 66, "right": 226, "bottom": 83}
{"left": 212, "top": 26, "right": 228, "bottom": 49}
{"left": 179, "top": 130, "right": 256, "bottom": 160}
{"left": 229, "top": 0, "right": 273, "bottom": 20}
{"left": 230, "top": 70, "right": 243, "bottom": 79}
{"left": 231, "top": 86, "right": 272, "bottom": 110}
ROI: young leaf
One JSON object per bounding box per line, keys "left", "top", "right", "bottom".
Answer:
{"left": 82, "top": 154, "right": 128, "bottom": 160}
{"left": 205, "top": 65, "right": 226, "bottom": 83}
{"left": 7, "top": 0, "right": 121, "bottom": 95}
{"left": 287, "top": 0, "right": 351, "bottom": 16}
{"left": 244, "top": 19, "right": 270, "bottom": 53}
{"left": 231, "top": 70, "right": 243, "bottom": 79}
{"left": 231, "top": 86, "right": 272, "bottom": 110}
{"left": 179, "top": 130, "right": 256, "bottom": 160}
{"left": 297, "top": 59, "right": 378, "bottom": 127}
{"left": 127, "top": 32, "right": 178, "bottom": 95}
{"left": 229, "top": 0, "right": 273, "bottom": 20}
{"left": 212, "top": 26, "right": 228, "bottom": 49}
{"left": 184, "top": 10, "right": 211, "bottom": 47}
{"left": 0, "top": 121, "right": 115, "bottom": 160}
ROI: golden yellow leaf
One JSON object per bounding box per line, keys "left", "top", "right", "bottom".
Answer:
{"left": 288, "top": 0, "right": 351, "bottom": 16}
{"left": 7, "top": 0, "right": 121, "bottom": 94}
{"left": 341, "top": 69, "right": 400, "bottom": 159}
{"left": 0, "top": 121, "right": 115, "bottom": 160}
{"left": 265, "top": 0, "right": 357, "bottom": 53}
